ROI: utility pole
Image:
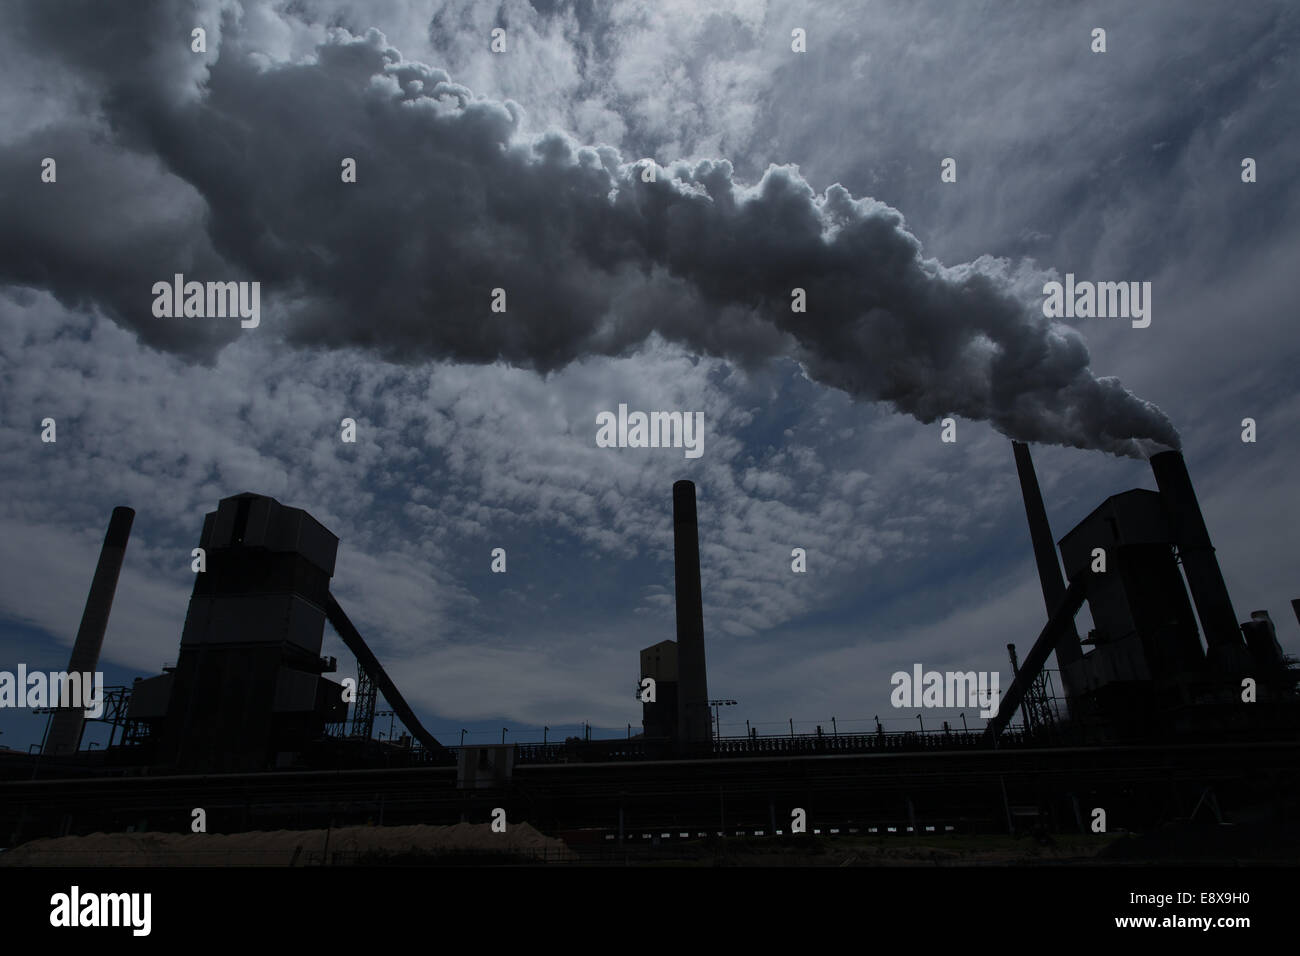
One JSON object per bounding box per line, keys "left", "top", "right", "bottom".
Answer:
{"left": 709, "top": 700, "right": 737, "bottom": 740}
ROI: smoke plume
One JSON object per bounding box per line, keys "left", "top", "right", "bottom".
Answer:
{"left": 1, "top": 11, "right": 1180, "bottom": 456}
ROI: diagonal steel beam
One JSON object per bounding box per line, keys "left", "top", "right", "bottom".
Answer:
{"left": 324, "top": 593, "right": 445, "bottom": 754}
{"left": 985, "top": 573, "right": 1091, "bottom": 743}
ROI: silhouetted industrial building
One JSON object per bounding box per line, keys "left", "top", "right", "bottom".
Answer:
{"left": 639, "top": 639, "right": 679, "bottom": 740}
{"left": 5, "top": 453, "right": 1297, "bottom": 849}
{"left": 999, "top": 446, "right": 1298, "bottom": 741}
{"left": 1060, "top": 490, "right": 1205, "bottom": 683}
{"left": 1242, "top": 610, "right": 1288, "bottom": 679}
{"left": 127, "top": 493, "right": 348, "bottom": 770}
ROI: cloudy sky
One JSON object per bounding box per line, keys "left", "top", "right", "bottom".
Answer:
{"left": 1, "top": 0, "right": 1296, "bottom": 751}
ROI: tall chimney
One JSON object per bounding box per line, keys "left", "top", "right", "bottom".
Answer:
{"left": 1149, "top": 450, "right": 1248, "bottom": 671}
{"left": 1012, "top": 442, "right": 1082, "bottom": 698}
{"left": 45, "top": 506, "right": 135, "bottom": 755}
{"left": 672, "top": 480, "right": 711, "bottom": 745}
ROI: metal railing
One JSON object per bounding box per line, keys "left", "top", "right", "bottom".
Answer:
{"left": 436, "top": 727, "right": 1042, "bottom": 766}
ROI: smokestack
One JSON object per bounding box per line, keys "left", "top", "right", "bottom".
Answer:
{"left": 1012, "top": 442, "right": 1082, "bottom": 696}
{"left": 1149, "top": 451, "right": 1248, "bottom": 671}
{"left": 45, "top": 506, "right": 135, "bottom": 755}
{"left": 672, "top": 480, "right": 711, "bottom": 745}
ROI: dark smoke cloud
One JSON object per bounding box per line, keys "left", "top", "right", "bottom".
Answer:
{"left": 2, "top": 8, "right": 1180, "bottom": 456}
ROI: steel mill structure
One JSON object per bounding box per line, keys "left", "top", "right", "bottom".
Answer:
{"left": 2, "top": 450, "right": 1298, "bottom": 848}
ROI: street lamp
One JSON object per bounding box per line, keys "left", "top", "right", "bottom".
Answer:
{"left": 543, "top": 725, "right": 549, "bottom": 744}
{"left": 460, "top": 728, "right": 468, "bottom": 746}
{"left": 502, "top": 727, "right": 508, "bottom": 744}
{"left": 916, "top": 713, "right": 924, "bottom": 733}
{"left": 960, "top": 713, "right": 967, "bottom": 733}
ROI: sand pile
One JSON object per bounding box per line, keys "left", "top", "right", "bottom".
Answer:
{"left": 1, "top": 821, "right": 575, "bottom": 866}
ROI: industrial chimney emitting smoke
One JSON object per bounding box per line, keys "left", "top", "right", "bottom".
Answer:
{"left": 672, "top": 480, "right": 711, "bottom": 745}
{"left": 1012, "top": 442, "right": 1082, "bottom": 700}
{"left": 1149, "top": 450, "right": 1249, "bottom": 672}
{"left": 45, "top": 506, "right": 135, "bottom": 755}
